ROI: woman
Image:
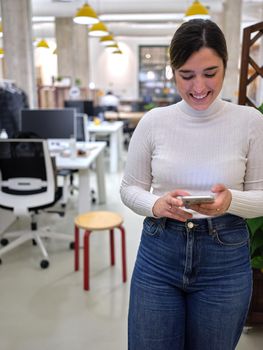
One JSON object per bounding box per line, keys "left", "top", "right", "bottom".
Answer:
{"left": 120, "top": 19, "right": 263, "bottom": 350}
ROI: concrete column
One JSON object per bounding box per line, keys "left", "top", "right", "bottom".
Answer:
{"left": 221, "top": 0, "right": 242, "bottom": 102}
{"left": 55, "top": 18, "right": 90, "bottom": 87}
{"left": 0, "top": 0, "right": 36, "bottom": 107}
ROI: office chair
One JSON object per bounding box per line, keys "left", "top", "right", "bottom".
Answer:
{"left": 0, "top": 139, "right": 73, "bottom": 268}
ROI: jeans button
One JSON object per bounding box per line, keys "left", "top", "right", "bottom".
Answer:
{"left": 187, "top": 222, "right": 194, "bottom": 229}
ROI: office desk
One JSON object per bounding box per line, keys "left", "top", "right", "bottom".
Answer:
{"left": 105, "top": 111, "right": 144, "bottom": 124}
{"left": 88, "top": 121, "right": 123, "bottom": 173}
{"left": 53, "top": 141, "right": 106, "bottom": 213}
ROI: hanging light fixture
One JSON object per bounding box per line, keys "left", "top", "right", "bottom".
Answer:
{"left": 88, "top": 22, "right": 109, "bottom": 37}
{"left": 0, "top": 22, "right": 3, "bottom": 38}
{"left": 105, "top": 43, "right": 119, "bottom": 53}
{"left": 112, "top": 49, "right": 123, "bottom": 55}
{"left": 36, "top": 39, "right": 50, "bottom": 49}
{"left": 0, "top": 48, "right": 4, "bottom": 58}
{"left": 73, "top": 3, "right": 99, "bottom": 25}
{"left": 99, "top": 34, "right": 115, "bottom": 46}
{"left": 184, "top": 1, "right": 211, "bottom": 21}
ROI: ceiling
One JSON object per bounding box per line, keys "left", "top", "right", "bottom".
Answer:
{"left": 29, "top": 0, "right": 263, "bottom": 38}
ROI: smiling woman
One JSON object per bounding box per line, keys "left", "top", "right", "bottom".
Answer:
{"left": 120, "top": 18, "right": 263, "bottom": 350}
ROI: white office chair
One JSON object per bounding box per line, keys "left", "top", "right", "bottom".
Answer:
{"left": 0, "top": 138, "right": 73, "bottom": 268}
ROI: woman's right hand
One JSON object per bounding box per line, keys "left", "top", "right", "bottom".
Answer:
{"left": 152, "top": 190, "right": 193, "bottom": 222}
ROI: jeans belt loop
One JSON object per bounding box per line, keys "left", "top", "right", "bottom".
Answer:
{"left": 207, "top": 218, "right": 214, "bottom": 235}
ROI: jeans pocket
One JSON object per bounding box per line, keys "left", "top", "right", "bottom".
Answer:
{"left": 143, "top": 217, "right": 163, "bottom": 237}
{"left": 213, "top": 223, "right": 249, "bottom": 247}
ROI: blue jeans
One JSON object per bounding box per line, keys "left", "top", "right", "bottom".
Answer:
{"left": 128, "top": 214, "right": 252, "bottom": 350}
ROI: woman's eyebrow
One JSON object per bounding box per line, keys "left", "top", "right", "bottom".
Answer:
{"left": 178, "top": 66, "right": 219, "bottom": 73}
{"left": 204, "top": 66, "right": 219, "bottom": 71}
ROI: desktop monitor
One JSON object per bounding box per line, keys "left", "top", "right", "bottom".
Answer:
{"left": 64, "top": 100, "right": 94, "bottom": 118}
{"left": 75, "top": 113, "right": 89, "bottom": 142}
{"left": 20, "top": 108, "right": 76, "bottom": 139}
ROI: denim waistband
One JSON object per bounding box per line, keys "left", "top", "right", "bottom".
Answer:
{"left": 163, "top": 214, "right": 245, "bottom": 233}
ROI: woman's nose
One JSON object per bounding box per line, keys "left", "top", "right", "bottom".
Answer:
{"left": 193, "top": 77, "right": 206, "bottom": 93}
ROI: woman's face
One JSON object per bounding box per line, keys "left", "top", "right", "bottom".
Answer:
{"left": 174, "top": 47, "right": 225, "bottom": 111}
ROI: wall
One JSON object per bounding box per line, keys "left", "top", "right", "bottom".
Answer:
{"left": 88, "top": 36, "right": 171, "bottom": 101}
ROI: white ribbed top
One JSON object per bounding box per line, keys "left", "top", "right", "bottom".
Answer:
{"left": 120, "top": 98, "right": 263, "bottom": 219}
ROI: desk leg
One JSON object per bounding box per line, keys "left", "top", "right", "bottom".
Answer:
{"left": 117, "top": 127, "right": 123, "bottom": 165}
{"left": 78, "top": 168, "right": 91, "bottom": 213}
{"left": 96, "top": 152, "right": 106, "bottom": 204}
{"left": 110, "top": 132, "right": 118, "bottom": 173}
{"left": 77, "top": 169, "right": 91, "bottom": 248}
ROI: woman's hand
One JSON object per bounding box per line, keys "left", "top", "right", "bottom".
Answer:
{"left": 152, "top": 190, "right": 193, "bottom": 222}
{"left": 189, "top": 183, "right": 232, "bottom": 216}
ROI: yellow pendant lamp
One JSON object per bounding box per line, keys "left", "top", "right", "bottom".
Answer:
{"left": 112, "top": 49, "right": 123, "bottom": 55}
{"left": 100, "top": 34, "right": 115, "bottom": 46}
{"left": 0, "top": 48, "right": 4, "bottom": 58}
{"left": 106, "top": 43, "right": 119, "bottom": 53}
{"left": 36, "top": 39, "right": 49, "bottom": 49}
{"left": 184, "top": 1, "right": 211, "bottom": 21}
{"left": 0, "top": 22, "right": 3, "bottom": 38}
{"left": 89, "top": 22, "right": 109, "bottom": 37}
{"left": 73, "top": 3, "right": 99, "bottom": 25}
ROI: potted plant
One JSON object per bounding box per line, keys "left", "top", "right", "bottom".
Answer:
{"left": 245, "top": 103, "right": 263, "bottom": 326}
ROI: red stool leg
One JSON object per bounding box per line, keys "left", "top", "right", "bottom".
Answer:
{"left": 83, "top": 230, "right": 92, "bottom": 291}
{"left": 109, "top": 228, "right": 115, "bottom": 266}
{"left": 119, "top": 225, "right": 127, "bottom": 283}
{"left": 74, "top": 225, "right": 79, "bottom": 271}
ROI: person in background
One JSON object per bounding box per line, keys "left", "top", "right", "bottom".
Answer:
{"left": 120, "top": 19, "right": 263, "bottom": 350}
{"left": 100, "top": 90, "right": 119, "bottom": 112}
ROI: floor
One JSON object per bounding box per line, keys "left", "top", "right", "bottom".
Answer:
{"left": 0, "top": 156, "right": 263, "bottom": 350}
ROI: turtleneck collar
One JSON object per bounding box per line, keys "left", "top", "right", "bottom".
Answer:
{"left": 176, "top": 98, "right": 225, "bottom": 119}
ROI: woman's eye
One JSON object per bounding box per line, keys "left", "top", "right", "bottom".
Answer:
{"left": 181, "top": 76, "right": 194, "bottom": 80}
{"left": 205, "top": 73, "right": 216, "bottom": 78}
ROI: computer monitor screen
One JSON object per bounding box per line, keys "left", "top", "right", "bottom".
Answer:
{"left": 64, "top": 100, "right": 94, "bottom": 117}
{"left": 20, "top": 109, "right": 76, "bottom": 139}
{"left": 75, "top": 113, "right": 88, "bottom": 142}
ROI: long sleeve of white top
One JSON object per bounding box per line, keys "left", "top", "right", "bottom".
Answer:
{"left": 120, "top": 99, "right": 263, "bottom": 219}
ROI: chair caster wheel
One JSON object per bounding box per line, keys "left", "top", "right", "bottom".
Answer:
{"left": 40, "top": 259, "right": 49, "bottom": 269}
{"left": 1, "top": 238, "right": 9, "bottom": 246}
{"left": 69, "top": 241, "right": 75, "bottom": 250}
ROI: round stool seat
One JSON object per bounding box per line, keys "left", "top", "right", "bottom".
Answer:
{"left": 74, "top": 211, "right": 123, "bottom": 231}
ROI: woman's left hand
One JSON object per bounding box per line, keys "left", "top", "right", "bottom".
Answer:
{"left": 189, "top": 183, "right": 232, "bottom": 216}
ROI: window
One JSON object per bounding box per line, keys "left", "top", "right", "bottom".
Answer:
{"left": 139, "top": 46, "right": 175, "bottom": 103}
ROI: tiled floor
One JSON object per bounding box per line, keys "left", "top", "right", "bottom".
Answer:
{"left": 0, "top": 165, "right": 262, "bottom": 350}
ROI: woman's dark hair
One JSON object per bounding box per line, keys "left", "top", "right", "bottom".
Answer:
{"left": 169, "top": 19, "right": 228, "bottom": 71}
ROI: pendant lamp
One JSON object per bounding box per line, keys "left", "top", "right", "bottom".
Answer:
{"left": 36, "top": 39, "right": 49, "bottom": 49}
{"left": 0, "top": 23, "right": 3, "bottom": 38}
{"left": 73, "top": 3, "right": 99, "bottom": 25}
{"left": 100, "top": 34, "right": 115, "bottom": 46}
{"left": 184, "top": 1, "right": 211, "bottom": 21}
{"left": 0, "top": 48, "right": 4, "bottom": 58}
{"left": 112, "top": 49, "right": 123, "bottom": 55}
{"left": 106, "top": 43, "right": 119, "bottom": 52}
{"left": 89, "top": 22, "right": 109, "bottom": 37}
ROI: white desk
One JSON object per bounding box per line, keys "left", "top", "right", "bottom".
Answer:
{"left": 88, "top": 121, "right": 123, "bottom": 173}
{"left": 53, "top": 141, "right": 106, "bottom": 213}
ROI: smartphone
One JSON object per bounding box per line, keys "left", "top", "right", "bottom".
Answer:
{"left": 181, "top": 195, "right": 215, "bottom": 208}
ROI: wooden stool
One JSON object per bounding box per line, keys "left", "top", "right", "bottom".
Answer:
{"left": 74, "top": 211, "right": 127, "bottom": 291}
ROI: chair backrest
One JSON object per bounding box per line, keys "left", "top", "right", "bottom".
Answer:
{"left": 0, "top": 139, "right": 55, "bottom": 215}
